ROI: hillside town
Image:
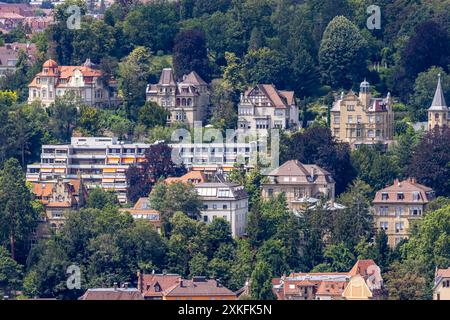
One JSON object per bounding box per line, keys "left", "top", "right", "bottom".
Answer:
{"left": 0, "top": 0, "right": 449, "bottom": 303}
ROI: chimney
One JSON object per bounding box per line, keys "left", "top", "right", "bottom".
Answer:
{"left": 137, "top": 269, "right": 143, "bottom": 292}
{"left": 310, "top": 167, "right": 317, "bottom": 180}
{"left": 113, "top": 282, "right": 118, "bottom": 290}
{"left": 123, "top": 282, "right": 129, "bottom": 289}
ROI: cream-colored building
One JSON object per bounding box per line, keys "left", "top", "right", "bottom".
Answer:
{"left": 28, "top": 58, "right": 117, "bottom": 107}
{"left": 433, "top": 268, "right": 450, "bottom": 300}
{"left": 146, "top": 68, "right": 210, "bottom": 127}
{"left": 330, "top": 80, "right": 394, "bottom": 149}
{"left": 237, "top": 84, "right": 299, "bottom": 134}
{"left": 428, "top": 74, "right": 450, "bottom": 130}
{"left": 372, "top": 178, "right": 435, "bottom": 248}
{"left": 261, "top": 160, "right": 336, "bottom": 212}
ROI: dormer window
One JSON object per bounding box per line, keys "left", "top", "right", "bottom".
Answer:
{"left": 43, "top": 68, "right": 48, "bottom": 74}
{"left": 381, "top": 193, "right": 389, "bottom": 200}
{"left": 154, "top": 283, "right": 161, "bottom": 292}
{"left": 397, "top": 193, "right": 404, "bottom": 200}
{"left": 412, "top": 192, "right": 420, "bottom": 201}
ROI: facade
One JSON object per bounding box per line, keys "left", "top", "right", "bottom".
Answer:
{"left": 433, "top": 268, "right": 450, "bottom": 300}
{"left": 119, "top": 197, "right": 161, "bottom": 233}
{"left": 330, "top": 80, "right": 394, "bottom": 149}
{"left": 261, "top": 160, "right": 336, "bottom": 212}
{"left": 372, "top": 178, "right": 435, "bottom": 248}
{"left": 0, "top": 42, "right": 37, "bottom": 75}
{"left": 428, "top": 74, "right": 450, "bottom": 129}
{"left": 196, "top": 182, "right": 249, "bottom": 238}
{"left": 31, "top": 177, "right": 87, "bottom": 235}
{"left": 146, "top": 68, "right": 210, "bottom": 127}
{"left": 273, "top": 260, "right": 383, "bottom": 300}
{"left": 28, "top": 58, "right": 118, "bottom": 107}
{"left": 165, "top": 171, "right": 249, "bottom": 238}
{"left": 163, "top": 276, "right": 237, "bottom": 300}
{"left": 26, "top": 137, "right": 151, "bottom": 203}
{"left": 237, "top": 84, "right": 299, "bottom": 133}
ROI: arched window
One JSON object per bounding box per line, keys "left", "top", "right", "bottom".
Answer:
{"left": 187, "top": 98, "right": 192, "bottom": 106}
{"left": 182, "top": 98, "right": 186, "bottom": 106}
{"left": 176, "top": 98, "right": 180, "bottom": 106}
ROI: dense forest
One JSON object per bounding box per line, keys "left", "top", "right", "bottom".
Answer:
{"left": 0, "top": 0, "right": 449, "bottom": 300}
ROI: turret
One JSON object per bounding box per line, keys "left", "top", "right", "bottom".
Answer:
{"left": 428, "top": 74, "right": 449, "bottom": 129}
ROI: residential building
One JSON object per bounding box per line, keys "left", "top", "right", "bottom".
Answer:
{"left": 372, "top": 178, "right": 435, "bottom": 248}
{"left": 433, "top": 268, "right": 450, "bottom": 300}
{"left": 137, "top": 272, "right": 181, "bottom": 300}
{"left": 273, "top": 260, "right": 383, "bottom": 300}
{"left": 330, "top": 80, "right": 394, "bottom": 149}
{"left": 26, "top": 137, "right": 151, "bottom": 203}
{"left": 163, "top": 276, "right": 237, "bottom": 300}
{"left": 146, "top": 68, "right": 210, "bottom": 127}
{"left": 170, "top": 141, "right": 258, "bottom": 169}
{"left": 0, "top": 42, "right": 37, "bottom": 75}
{"left": 237, "top": 84, "right": 299, "bottom": 133}
{"left": 79, "top": 283, "right": 144, "bottom": 300}
{"left": 261, "top": 160, "right": 336, "bottom": 212}
{"left": 428, "top": 74, "right": 450, "bottom": 129}
{"left": 28, "top": 58, "right": 118, "bottom": 107}
{"left": 119, "top": 197, "right": 161, "bottom": 233}
{"left": 196, "top": 182, "right": 249, "bottom": 238}
{"left": 31, "top": 177, "right": 87, "bottom": 235}
{"left": 164, "top": 171, "right": 249, "bottom": 238}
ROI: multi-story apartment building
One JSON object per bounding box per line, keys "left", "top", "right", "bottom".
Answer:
{"left": 237, "top": 84, "right": 299, "bottom": 133}
{"left": 196, "top": 182, "right": 248, "bottom": 238}
{"left": 146, "top": 68, "right": 210, "bottom": 127}
{"left": 26, "top": 137, "right": 150, "bottom": 203}
{"left": 434, "top": 268, "right": 450, "bottom": 300}
{"left": 28, "top": 58, "right": 118, "bottom": 107}
{"left": 261, "top": 160, "right": 336, "bottom": 212}
{"left": 372, "top": 178, "right": 435, "bottom": 248}
{"left": 165, "top": 171, "right": 249, "bottom": 238}
{"left": 428, "top": 74, "right": 450, "bottom": 129}
{"left": 330, "top": 80, "right": 394, "bottom": 149}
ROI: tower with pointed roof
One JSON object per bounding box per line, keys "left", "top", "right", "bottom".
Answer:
{"left": 428, "top": 74, "right": 449, "bottom": 129}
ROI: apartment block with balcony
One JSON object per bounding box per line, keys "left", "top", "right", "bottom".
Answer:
{"left": 237, "top": 84, "right": 299, "bottom": 134}
{"left": 372, "top": 178, "right": 435, "bottom": 248}
{"left": 330, "top": 80, "right": 394, "bottom": 150}
{"left": 26, "top": 137, "right": 151, "bottom": 203}
{"left": 146, "top": 68, "right": 210, "bottom": 127}
{"left": 261, "top": 160, "right": 336, "bottom": 212}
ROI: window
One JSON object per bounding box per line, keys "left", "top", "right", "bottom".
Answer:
{"left": 347, "top": 105, "right": 355, "bottom": 111}
{"left": 395, "top": 206, "right": 403, "bottom": 217}
{"left": 357, "top": 115, "right": 362, "bottom": 124}
{"left": 203, "top": 216, "right": 208, "bottom": 222}
{"left": 213, "top": 204, "right": 217, "bottom": 210}
{"left": 379, "top": 206, "right": 388, "bottom": 216}
{"left": 381, "top": 193, "right": 389, "bottom": 200}
{"left": 380, "top": 221, "right": 388, "bottom": 230}
{"left": 395, "top": 222, "right": 404, "bottom": 233}
{"left": 223, "top": 204, "right": 228, "bottom": 210}
{"left": 333, "top": 115, "right": 340, "bottom": 124}
{"left": 412, "top": 192, "right": 420, "bottom": 201}
{"left": 397, "top": 193, "right": 405, "bottom": 200}
{"left": 348, "top": 115, "right": 353, "bottom": 124}
{"left": 268, "top": 189, "right": 274, "bottom": 197}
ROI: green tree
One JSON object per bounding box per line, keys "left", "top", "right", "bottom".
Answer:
{"left": 0, "top": 247, "right": 22, "bottom": 298}
{"left": 0, "top": 158, "right": 37, "bottom": 260}
{"left": 385, "top": 260, "right": 429, "bottom": 300}
{"left": 86, "top": 188, "right": 118, "bottom": 210}
{"left": 48, "top": 93, "right": 78, "bottom": 142}
{"left": 250, "top": 261, "right": 275, "bottom": 300}
{"left": 319, "top": 16, "right": 368, "bottom": 88}
{"left": 118, "top": 46, "right": 153, "bottom": 120}
{"left": 137, "top": 101, "right": 169, "bottom": 129}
